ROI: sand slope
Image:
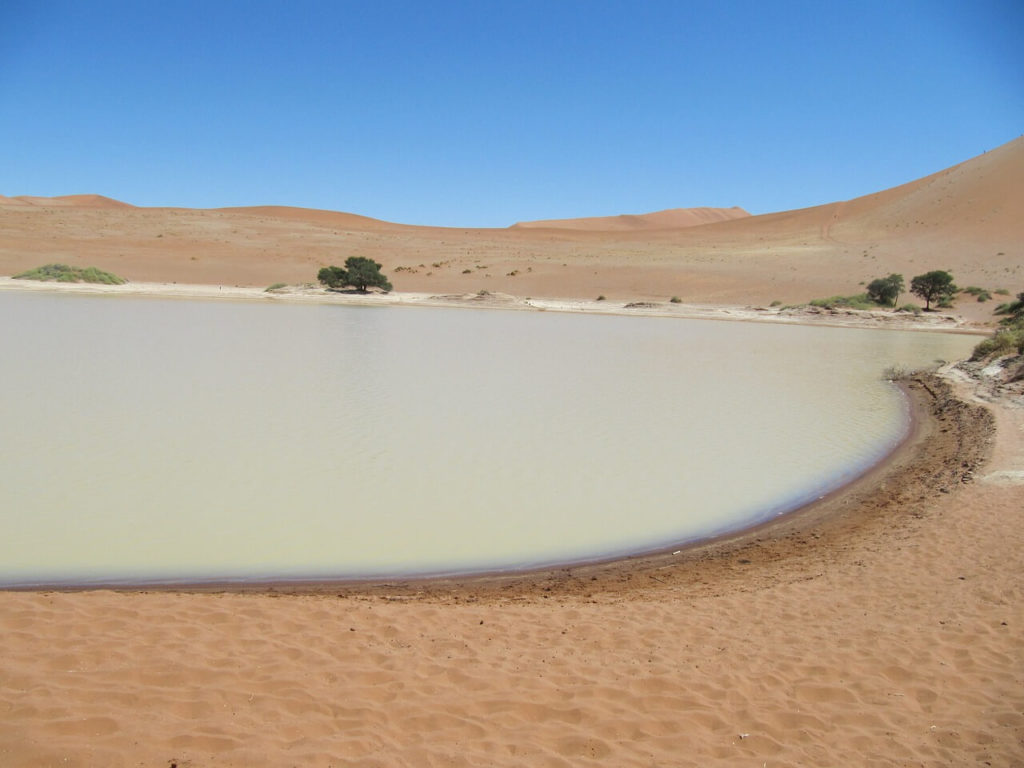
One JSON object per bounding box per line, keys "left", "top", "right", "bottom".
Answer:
{"left": 510, "top": 206, "right": 751, "bottom": 231}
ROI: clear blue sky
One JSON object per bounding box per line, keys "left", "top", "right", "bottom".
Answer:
{"left": 2, "top": 0, "right": 1021, "bottom": 227}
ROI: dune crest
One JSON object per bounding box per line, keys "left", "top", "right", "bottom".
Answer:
{"left": 0, "top": 193, "right": 133, "bottom": 209}
{"left": 511, "top": 206, "right": 750, "bottom": 231}
{"left": 1, "top": 137, "right": 1020, "bottom": 321}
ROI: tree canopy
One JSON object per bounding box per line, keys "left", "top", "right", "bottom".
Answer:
{"left": 318, "top": 257, "right": 392, "bottom": 293}
{"left": 866, "top": 273, "right": 904, "bottom": 307}
{"left": 910, "top": 271, "right": 956, "bottom": 310}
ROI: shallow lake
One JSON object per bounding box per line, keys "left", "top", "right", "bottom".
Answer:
{"left": 0, "top": 291, "right": 977, "bottom": 586}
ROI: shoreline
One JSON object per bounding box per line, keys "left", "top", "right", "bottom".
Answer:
{"left": 0, "top": 278, "right": 992, "bottom": 595}
{"left": 139, "top": 374, "right": 995, "bottom": 599}
{"left": 0, "top": 366, "right": 988, "bottom": 597}
{"left": 0, "top": 275, "right": 990, "bottom": 335}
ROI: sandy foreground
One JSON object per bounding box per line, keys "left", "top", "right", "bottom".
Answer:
{"left": 0, "top": 290, "right": 1021, "bottom": 766}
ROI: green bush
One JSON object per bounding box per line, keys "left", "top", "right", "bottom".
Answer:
{"left": 971, "top": 327, "right": 1024, "bottom": 360}
{"left": 961, "top": 286, "right": 992, "bottom": 302}
{"left": 265, "top": 283, "right": 287, "bottom": 292}
{"left": 670, "top": 296, "right": 682, "bottom": 303}
{"left": 808, "top": 294, "right": 876, "bottom": 311}
{"left": 14, "top": 263, "right": 126, "bottom": 284}
{"left": 895, "top": 303, "right": 922, "bottom": 315}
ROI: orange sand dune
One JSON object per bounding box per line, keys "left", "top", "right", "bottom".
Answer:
{"left": 511, "top": 206, "right": 750, "bottom": 231}
{"left": 1, "top": 138, "right": 1020, "bottom": 323}
{"left": 0, "top": 193, "right": 134, "bottom": 209}
{"left": 213, "top": 204, "right": 403, "bottom": 232}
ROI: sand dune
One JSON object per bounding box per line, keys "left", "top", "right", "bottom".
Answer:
{"left": 1, "top": 138, "right": 1021, "bottom": 323}
{"left": 0, "top": 193, "right": 134, "bottom": 209}
{"left": 511, "top": 206, "right": 750, "bottom": 231}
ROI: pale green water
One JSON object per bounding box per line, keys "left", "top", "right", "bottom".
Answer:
{"left": 0, "top": 292, "right": 977, "bottom": 586}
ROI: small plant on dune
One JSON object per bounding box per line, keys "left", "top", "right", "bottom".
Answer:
{"left": 670, "top": 296, "right": 682, "bottom": 303}
{"left": 808, "top": 294, "right": 876, "bottom": 311}
{"left": 994, "top": 293, "right": 1024, "bottom": 320}
{"left": 961, "top": 286, "right": 992, "bottom": 302}
{"left": 596, "top": 295, "right": 606, "bottom": 301}
{"left": 265, "top": 283, "right": 287, "bottom": 292}
{"left": 971, "top": 327, "right": 1024, "bottom": 360}
{"left": 972, "top": 293, "right": 1024, "bottom": 360}
{"left": 882, "top": 365, "right": 914, "bottom": 381}
{"left": 14, "top": 263, "right": 126, "bottom": 284}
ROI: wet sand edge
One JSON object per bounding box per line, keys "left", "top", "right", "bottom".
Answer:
{"left": 21, "top": 372, "right": 991, "bottom": 602}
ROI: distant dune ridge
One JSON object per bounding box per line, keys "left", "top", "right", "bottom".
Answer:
{"left": 0, "top": 193, "right": 134, "bottom": 209}
{"left": 1, "top": 136, "right": 1021, "bottom": 319}
{"left": 510, "top": 206, "right": 751, "bottom": 231}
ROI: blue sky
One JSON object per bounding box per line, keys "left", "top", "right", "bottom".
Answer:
{"left": 2, "top": 0, "right": 1021, "bottom": 227}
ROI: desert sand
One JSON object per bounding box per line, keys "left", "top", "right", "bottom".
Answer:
{"left": 1, "top": 139, "right": 1022, "bottom": 766}
{"left": 1, "top": 137, "right": 1022, "bottom": 321}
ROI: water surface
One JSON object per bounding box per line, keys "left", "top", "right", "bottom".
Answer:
{"left": 0, "top": 292, "right": 977, "bottom": 585}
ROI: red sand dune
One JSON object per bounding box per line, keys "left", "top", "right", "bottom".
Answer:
{"left": 511, "top": 206, "right": 751, "bottom": 231}
{"left": 0, "top": 193, "right": 134, "bottom": 209}
{"left": 1, "top": 137, "right": 1021, "bottom": 320}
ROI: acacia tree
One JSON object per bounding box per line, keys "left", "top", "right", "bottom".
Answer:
{"left": 318, "top": 257, "right": 392, "bottom": 292}
{"left": 910, "top": 270, "right": 956, "bottom": 310}
{"left": 866, "top": 273, "right": 904, "bottom": 307}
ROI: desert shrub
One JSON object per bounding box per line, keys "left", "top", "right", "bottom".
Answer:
{"left": 996, "top": 292, "right": 1024, "bottom": 322}
{"left": 670, "top": 296, "right": 682, "bottom": 303}
{"left": 14, "top": 263, "right": 126, "bottom": 284}
{"left": 971, "top": 328, "right": 1024, "bottom": 360}
{"left": 769, "top": 300, "right": 782, "bottom": 307}
{"left": 895, "top": 303, "right": 923, "bottom": 315}
{"left": 808, "top": 294, "right": 876, "bottom": 311}
{"left": 596, "top": 295, "right": 606, "bottom": 301}
{"left": 961, "top": 286, "right": 992, "bottom": 302}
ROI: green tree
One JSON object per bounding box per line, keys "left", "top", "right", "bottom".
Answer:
{"left": 865, "top": 273, "right": 904, "bottom": 307}
{"left": 910, "top": 270, "right": 956, "bottom": 310}
{"left": 317, "top": 257, "right": 392, "bottom": 293}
